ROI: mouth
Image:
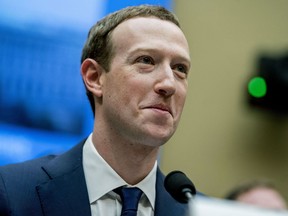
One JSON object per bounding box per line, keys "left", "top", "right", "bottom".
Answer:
{"left": 145, "top": 104, "right": 172, "bottom": 116}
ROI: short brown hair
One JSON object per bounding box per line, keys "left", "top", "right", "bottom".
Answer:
{"left": 225, "top": 179, "right": 280, "bottom": 200}
{"left": 81, "top": 5, "right": 180, "bottom": 115}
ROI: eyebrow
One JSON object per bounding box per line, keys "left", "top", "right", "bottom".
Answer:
{"left": 128, "top": 47, "right": 191, "bottom": 67}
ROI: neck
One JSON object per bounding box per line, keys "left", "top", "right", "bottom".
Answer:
{"left": 91, "top": 129, "right": 159, "bottom": 185}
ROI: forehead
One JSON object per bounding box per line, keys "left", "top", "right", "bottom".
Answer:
{"left": 110, "top": 16, "right": 190, "bottom": 60}
{"left": 239, "top": 187, "right": 286, "bottom": 206}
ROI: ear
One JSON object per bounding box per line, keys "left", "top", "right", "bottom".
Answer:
{"left": 81, "top": 58, "right": 105, "bottom": 98}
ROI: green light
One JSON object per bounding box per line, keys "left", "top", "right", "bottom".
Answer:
{"left": 248, "top": 77, "right": 267, "bottom": 98}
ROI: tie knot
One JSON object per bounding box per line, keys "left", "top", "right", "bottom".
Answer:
{"left": 114, "top": 187, "right": 143, "bottom": 216}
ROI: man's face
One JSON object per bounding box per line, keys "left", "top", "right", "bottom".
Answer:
{"left": 100, "top": 17, "right": 190, "bottom": 147}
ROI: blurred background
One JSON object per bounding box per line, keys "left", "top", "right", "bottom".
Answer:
{"left": 0, "top": 0, "right": 171, "bottom": 165}
{"left": 162, "top": 0, "right": 288, "bottom": 201}
{"left": 0, "top": 0, "right": 288, "bottom": 201}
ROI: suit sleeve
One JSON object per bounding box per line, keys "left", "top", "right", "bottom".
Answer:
{"left": 0, "top": 171, "right": 11, "bottom": 216}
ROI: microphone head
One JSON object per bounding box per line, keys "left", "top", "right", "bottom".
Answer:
{"left": 164, "top": 170, "right": 196, "bottom": 203}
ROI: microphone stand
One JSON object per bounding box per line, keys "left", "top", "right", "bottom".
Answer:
{"left": 183, "top": 189, "right": 194, "bottom": 216}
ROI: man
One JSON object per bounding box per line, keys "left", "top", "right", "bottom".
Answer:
{"left": 0, "top": 5, "right": 193, "bottom": 216}
{"left": 225, "top": 180, "right": 287, "bottom": 210}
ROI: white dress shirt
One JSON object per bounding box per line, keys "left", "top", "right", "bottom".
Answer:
{"left": 83, "top": 134, "right": 157, "bottom": 216}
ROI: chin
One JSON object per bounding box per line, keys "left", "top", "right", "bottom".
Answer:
{"left": 147, "top": 132, "right": 174, "bottom": 147}
{"left": 138, "top": 124, "right": 175, "bottom": 146}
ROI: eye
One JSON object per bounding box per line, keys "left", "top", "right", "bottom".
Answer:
{"left": 136, "top": 56, "right": 154, "bottom": 65}
{"left": 173, "top": 64, "right": 188, "bottom": 74}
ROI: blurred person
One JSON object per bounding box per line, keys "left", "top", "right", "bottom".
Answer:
{"left": 0, "top": 4, "right": 196, "bottom": 216}
{"left": 225, "top": 179, "right": 287, "bottom": 210}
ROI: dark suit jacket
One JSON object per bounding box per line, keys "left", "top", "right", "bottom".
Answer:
{"left": 0, "top": 140, "right": 188, "bottom": 216}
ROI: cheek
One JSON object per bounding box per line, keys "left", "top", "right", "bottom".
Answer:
{"left": 122, "top": 83, "right": 145, "bottom": 106}
{"left": 124, "top": 74, "right": 149, "bottom": 94}
{"left": 176, "top": 85, "right": 188, "bottom": 104}
{"left": 110, "top": 78, "right": 142, "bottom": 104}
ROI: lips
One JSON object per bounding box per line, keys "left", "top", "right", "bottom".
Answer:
{"left": 145, "top": 103, "right": 172, "bottom": 116}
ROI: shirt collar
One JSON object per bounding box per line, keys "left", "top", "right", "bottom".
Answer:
{"left": 82, "top": 134, "right": 157, "bottom": 209}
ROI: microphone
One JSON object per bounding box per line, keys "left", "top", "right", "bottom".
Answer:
{"left": 164, "top": 170, "right": 196, "bottom": 203}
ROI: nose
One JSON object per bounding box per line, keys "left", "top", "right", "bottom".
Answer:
{"left": 154, "top": 66, "right": 176, "bottom": 97}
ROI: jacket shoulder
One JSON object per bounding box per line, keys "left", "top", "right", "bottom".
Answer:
{"left": 0, "top": 154, "right": 56, "bottom": 180}
{"left": 0, "top": 155, "right": 57, "bottom": 216}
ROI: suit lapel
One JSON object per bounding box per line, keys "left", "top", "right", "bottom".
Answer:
{"left": 36, "top": 140, "right": 91, "bottom": 216}
{"left": 154, "top": 169, "right": 188, "bottom": 216}
{"left": 35, "top": 140, "right": 188, "bottom": 216}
